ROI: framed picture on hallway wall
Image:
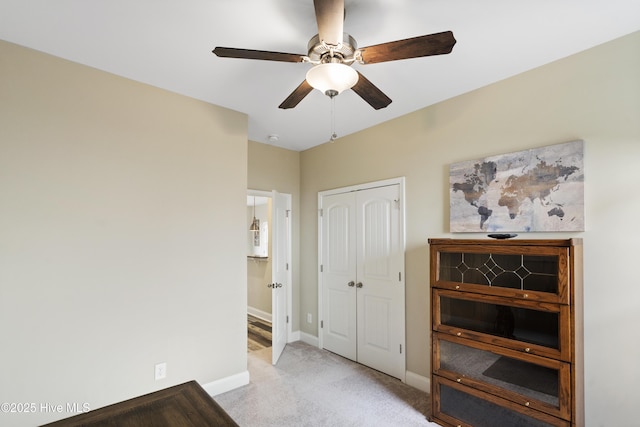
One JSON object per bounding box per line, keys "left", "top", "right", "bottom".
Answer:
{"left": 449, "top": 140, "right": 585, "bottom": 232}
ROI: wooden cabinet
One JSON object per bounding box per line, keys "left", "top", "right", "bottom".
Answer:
{"left": 428, "top": 239, "right": 583, "bottom": 427}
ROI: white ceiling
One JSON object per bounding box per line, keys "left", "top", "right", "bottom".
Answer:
{"left": 1, "top": 1, "right": 639, "bottom": 151}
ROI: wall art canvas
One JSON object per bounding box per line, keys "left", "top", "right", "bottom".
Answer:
{"left": 450, "top": 140, "right": 584, "bottom": 232}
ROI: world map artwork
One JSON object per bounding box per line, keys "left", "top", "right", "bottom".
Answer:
{"left": 450, "top": 140, "right": 585, "bottom": 232}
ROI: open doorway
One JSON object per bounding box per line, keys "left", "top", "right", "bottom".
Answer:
{"left": 247, "top": 192, "right": 272, "bottom": 353}
{"left": 246, "top": 189, "right": 292, "bottom": 365}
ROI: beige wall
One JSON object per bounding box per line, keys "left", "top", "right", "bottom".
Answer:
{"left": 247, "top": 141, "right": 301, "bottom": 331}
{"left": 0, "top": 40, "right": 248, "bottom": 426}
{"left": 300, "top": 31, "right": 640, "bottom": 425}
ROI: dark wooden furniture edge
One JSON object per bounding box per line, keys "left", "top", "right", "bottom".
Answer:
{"left": 41, "top": 380, "right": 238, "bottom": 427}
{"left": 428, "top": 238, "right": 582, "bottom": 247}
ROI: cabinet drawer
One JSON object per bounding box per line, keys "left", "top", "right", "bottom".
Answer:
{"left": 431, "top": 376, "right": 570, "bottom": 427}
{"left": 433, "top": 333, "right": 571, "bottom": 420}
{"left": 433, "top": 289, "right": 571, "bottom": 361}
{"left": 430, "top": 242, "right": 570, "bottom": 304}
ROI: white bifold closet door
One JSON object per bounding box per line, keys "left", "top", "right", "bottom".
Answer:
{"left": 320, "top": 183, "right": 405, "bottom": 380}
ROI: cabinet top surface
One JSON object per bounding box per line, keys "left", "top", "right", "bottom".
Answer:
{"left": 428, "top": 238, "right": 582, "bottom": 247}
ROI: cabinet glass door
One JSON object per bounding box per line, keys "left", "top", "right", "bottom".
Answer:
{"left": 432, "top": 245, "right": 569, "bottom": 303}
{"left": 435, "top": 335, "right": 571, "bottom": 420}
{"left": 434, "top": 377, "right": 569, "bottom": 427}
{"left": 433, "top": 289, "right": 571, "bottom": 361}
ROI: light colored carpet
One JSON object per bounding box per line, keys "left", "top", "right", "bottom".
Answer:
{"left": 215, "top": 341, "right": 440, "bottom": 427}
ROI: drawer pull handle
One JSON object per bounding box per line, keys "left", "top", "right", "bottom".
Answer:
{"left": 456, "top": 332, "right": 462, "bottom": 337}
{"left": 524, "top": 347, "right": 531, "bottom": 352}
{"left": 455, "top": 285, "right": 460, "bottom": 290}
{"left": 523, "top": 293, "right": 529, "bottom": 298}
{"left": 525, "top": 401, "right": 530, "bottom": 407}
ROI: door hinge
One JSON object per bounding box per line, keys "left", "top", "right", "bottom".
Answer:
{"left": 286, "top": 315, "right": 289, "bottom": 324}
{"left": 286, "top": 209, "right": 290, "bottom": 218}
{"left": 286, "top": 262, "right": 289, "bottom": 271}
{"left": 319, "top": 208, "right": 323, "bottom": 217}
{"left": 320, "top": 264, "right": 323, "bottom": 273}
{"left": 321, "top": 320, "right": 323, "bottom": 328}
{"left": 400, "top": 344, "right": 402, "bottom": 354}
{"left": 399, "top": 272, "right": 401, "bottom": 281}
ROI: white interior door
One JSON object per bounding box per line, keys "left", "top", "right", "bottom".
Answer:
{"left": 271, "top": 191, "right": 290, "bottom": 364}
{"left": 321, "top": 191, "right": 357, "bottom": 360}
{"left": 355, "top": 185, "right": 405, "bottom": 380}
{"left": 319, "top": 180, "right": 405, "bottom": 380}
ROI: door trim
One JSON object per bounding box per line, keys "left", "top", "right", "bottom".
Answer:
{"left": 317, "top": 177, "right": 406, "bottom": 379}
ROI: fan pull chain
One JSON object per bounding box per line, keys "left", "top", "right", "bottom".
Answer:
{"left": 330, "top": 94, "right": 337, "bottom": 142}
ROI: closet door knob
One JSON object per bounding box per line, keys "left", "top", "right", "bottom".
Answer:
{"left": 356, "top": 282, "right": 363, "bottom": 288}
{"left": 348, "top": 281, "right": 355, "bottom": 287}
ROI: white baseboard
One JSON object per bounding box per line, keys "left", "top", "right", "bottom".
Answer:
{"left": 405, "top": 370, "right": 430, "bottom": 393}
{"left": 299, "top": 331, "right": 319, "bottom": 347}
{"left": 288, "top": 330, "right": 300, "bottom": 343}
{"left": 247, "top": 306, "right": 272, "bottom": 323}
{"left": 201, "top": 370, "right": 250, "bottom": 397}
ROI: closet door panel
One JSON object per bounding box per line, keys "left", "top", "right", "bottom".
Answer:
{"left": 356, "top": 185, "right": 405, "bottom": 379}
{"left": 321, "top": 192, "right": 357, "bottom": 360}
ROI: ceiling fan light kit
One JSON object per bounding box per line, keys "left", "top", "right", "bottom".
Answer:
{"left": 306, "top": 62, "right": 359, "bottom": 97}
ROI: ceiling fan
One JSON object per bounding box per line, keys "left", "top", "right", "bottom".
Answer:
{"left": 212, "top": 0, "right": 456, "bottom": 110}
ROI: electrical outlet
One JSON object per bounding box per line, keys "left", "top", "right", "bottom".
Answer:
{"left": 155, "top": 362, "right": 167, "bottom": 380}
{"left": 307, "top": 313, "right": 312, "bottom": 324}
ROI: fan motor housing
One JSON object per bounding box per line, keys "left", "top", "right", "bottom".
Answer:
{"left": 307, "top": 33, "right": 358, "bottom": 64}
